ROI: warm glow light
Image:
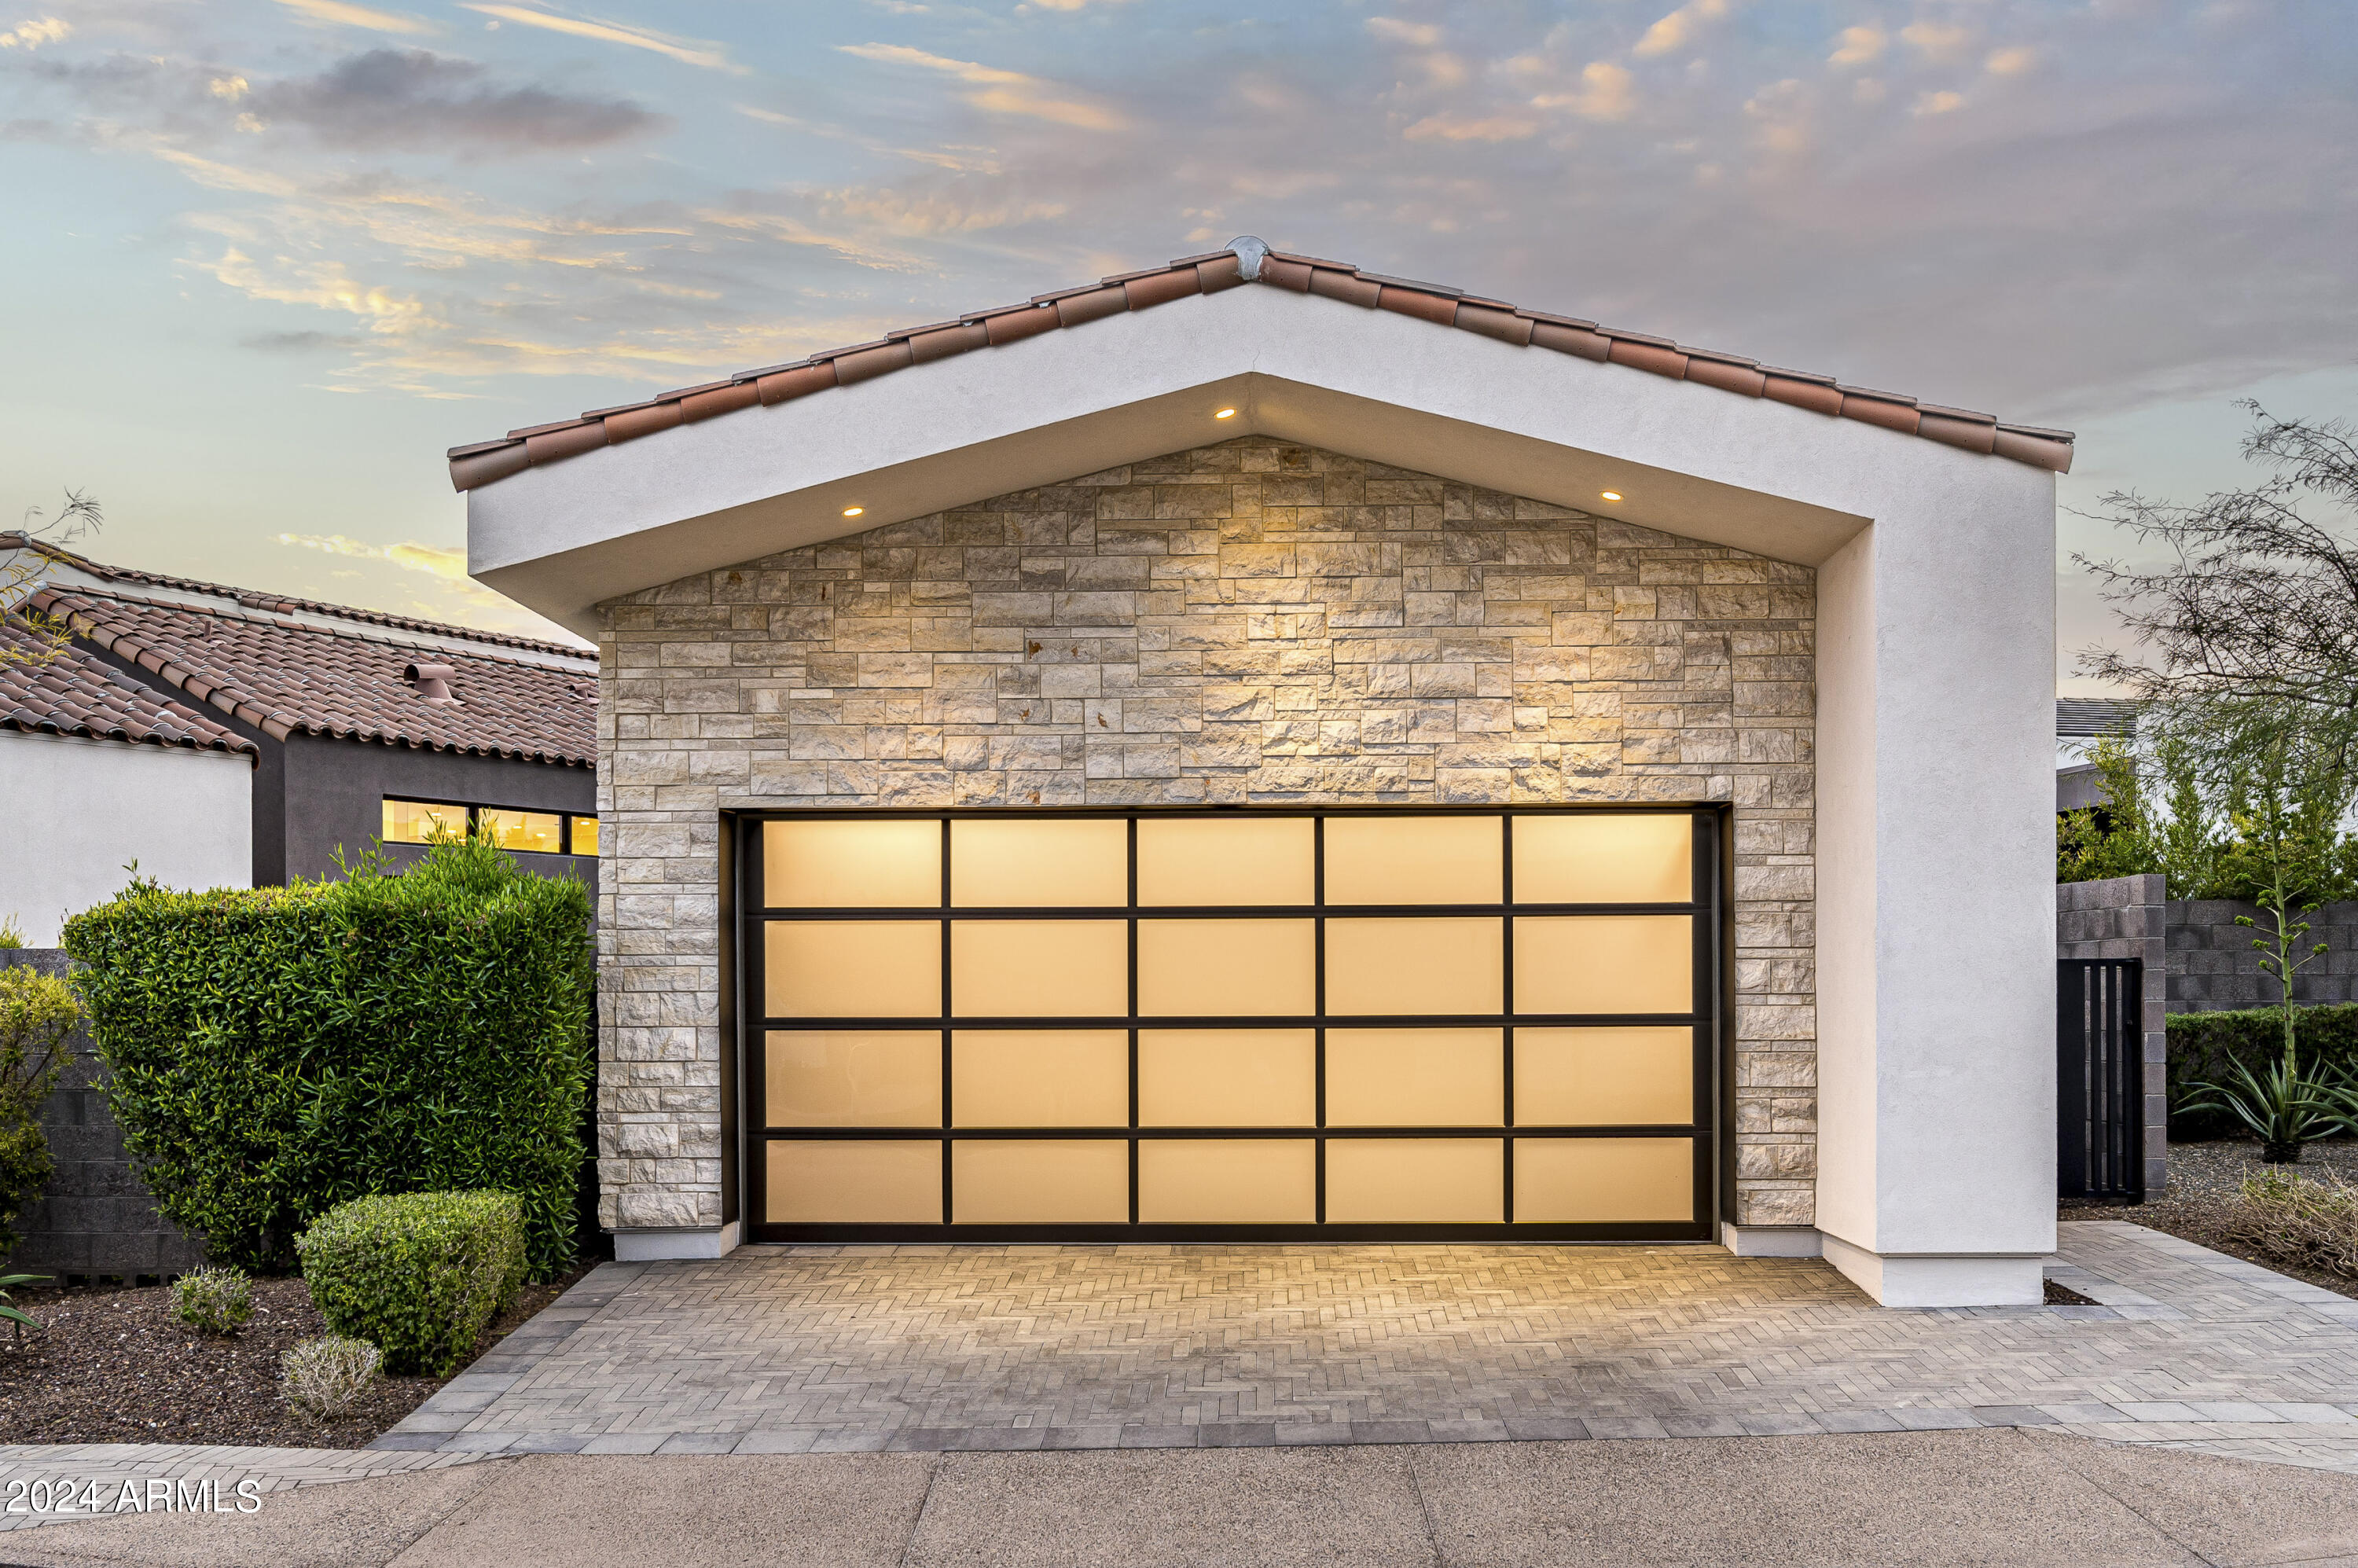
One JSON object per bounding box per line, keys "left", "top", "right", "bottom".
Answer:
{"left": 1600, "top": 490, "right": 1623, "bottom": 501}
{"left": 1214, "top": 407, "right": 1237, "bottom": 419}
{"left": 843, "top": 505, "right": 865, "bottom": 516}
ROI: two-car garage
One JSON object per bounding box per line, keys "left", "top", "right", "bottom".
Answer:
{"left": 738, "top": 806, "right": 1721, "bottom": 1242}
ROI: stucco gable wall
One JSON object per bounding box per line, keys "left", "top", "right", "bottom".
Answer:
{"left": 595, "top": 435, "right": 1816, "bottom": 1232}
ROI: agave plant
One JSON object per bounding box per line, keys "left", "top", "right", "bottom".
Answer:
{"left": 2182, "top": 1056, "right": 2341, "bottom": 1163}
{"left": 0, "top": 1271, "right": 47, "bottom": 1343}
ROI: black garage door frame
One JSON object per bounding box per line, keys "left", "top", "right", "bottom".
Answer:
{"left": 728, "top": 802, "right": 1731, "bottom": 1244}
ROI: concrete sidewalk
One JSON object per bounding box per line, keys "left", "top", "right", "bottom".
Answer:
{"left": 8, "top": 1429, "right": 2358, "bottom": 1567}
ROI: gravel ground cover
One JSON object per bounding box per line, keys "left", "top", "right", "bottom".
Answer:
{"left": 0, "top": 1269, "right": 583, "bottom": 1449}
{"left": 2063, "top": 1137, "right": 2358, "bottom": 1300}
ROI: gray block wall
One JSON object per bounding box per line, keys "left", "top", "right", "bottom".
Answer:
{"left": 2, "top": 949, "right": 204, "bottom": 1277}
{"left": 2168, "top": 900, "right": 2358, "bottom": 1012}
{"left": 2057, "top": 875, "right": 2168, "bottom": 1194}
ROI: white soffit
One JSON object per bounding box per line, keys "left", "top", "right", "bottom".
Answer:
{"left": 469, "top": 286, "right": 1988, "bottom": 637}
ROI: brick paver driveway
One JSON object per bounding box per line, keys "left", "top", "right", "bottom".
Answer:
{"left": 376, "top": 1221, "right": 2358, "bottom": 1472}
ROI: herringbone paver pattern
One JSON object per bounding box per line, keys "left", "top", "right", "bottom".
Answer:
{"left": 375, "top": 1222, "right": 2358, "bottom": 1471}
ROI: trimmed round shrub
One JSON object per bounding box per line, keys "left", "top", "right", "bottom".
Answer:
{"left": 297, "top": 1190, "right": 527, "bottom": 1377}
{"left": 281, "top": 1335, "right": 382, "bottom": 1423}
{"left": 0, "top": 964, "right": 77, "bottom": 1258}
{"left": 172, "top": 1265, "right": 255, "bottom": 1336}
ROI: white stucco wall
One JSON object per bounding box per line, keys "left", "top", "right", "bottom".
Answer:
{"left": 0, "top": 732, "right": 252, "bottom": 945}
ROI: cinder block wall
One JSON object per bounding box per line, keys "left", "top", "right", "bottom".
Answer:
{"left": 2056, "top": 876, "right": 2168, "bottom": 1193}
{"left": 597, "top": 436, "right": 1819, "bottom": 1233}
{"left": 2169, "top": 901, "right": 2358, "bottom": 1012}
{"left": 2, "top": 950, "right": 204, "bottom": 1277}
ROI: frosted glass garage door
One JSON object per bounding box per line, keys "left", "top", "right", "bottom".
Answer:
{"left": 747, "top": 809, "right": 1713, "bottom": 1239}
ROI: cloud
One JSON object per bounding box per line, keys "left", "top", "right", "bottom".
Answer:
{"left": 244, "top": 49, "right": 667, "bottom": 153}
{"left": 241, "top": 329, "right": 363, "bottom": 350}
{"left": 1985, "top": 46, "right": 2038, "bottom": 75}
{"left": 1404, "top": 113, "right": 1537, "bottom": 142}
{"left": 0, "top": 16, "right": 68, "bottom": 49}
{"left": 1633, "top": 0, "right": 1727, "bottom": 60}
{"left": 1911, "top": 89, "right": 1965, "bottom": 116}
{"left": 1365, "top": 17, "right": 1442, "bottom": 48}
{"left": 1901, "top": 21, "right": 1973, "bottom": 63}
{"left": 838, "top": 42, "right": 1125, "bottom": 130}
{"left": 1532, "top": 61, "right": 1636, "bottom": 122}
{"left": 457, "top": 5, "right": 740, "bottom": 72}
{"left": 274, "top": 0, "right": 435, "bottom": 35}
{"left": 1827, "top": 25, "right": 1883, "bottom": 67}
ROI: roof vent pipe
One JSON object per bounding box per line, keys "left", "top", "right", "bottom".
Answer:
{"left": 1229, "top": 236, "right": 1269, "bottom": 282}
{"left": 405, "top": 661, "right": 456, "bottom": 702}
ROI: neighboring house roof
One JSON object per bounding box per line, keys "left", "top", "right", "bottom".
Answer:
{"left": 0, "top": 534, "right": 587, "bottom": 660}
{"left": 2057, "top": 699, "right": 2138, "bottom": 738}
{"left": 10, "top": 564, "right": 597, "bottom": 767}
{"left": 449, "top": 238, "right": 2077, "bottom": 494}
{"left": 0, "top": 614, "right": 255, "bottom": 756}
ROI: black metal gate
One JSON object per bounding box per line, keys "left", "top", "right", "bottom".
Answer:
{"left": 2058, "top": 958, "right": 2145, "bottom": 1204}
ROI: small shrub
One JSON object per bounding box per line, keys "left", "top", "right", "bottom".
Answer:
{"left": 281, "top": 1335, "right": 381, "bottom": 1423}
{"left": 171, "top": 1265, "right": 255, "bottom": 1336}
{"left": 297, "top": 1190, "right": 526, "bottom": 1377}
{"left": 2232, "top": 1169, "right": 2358, "bottom": 1280}
{"left": 0, "top": 964, "right": 78, "bottom": 1257}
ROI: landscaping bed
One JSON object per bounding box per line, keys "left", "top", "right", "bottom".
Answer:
{"left": 0, "top": 1267, "right": 583, "bottom": 1449}
{"left": 2062, "top": 1137, "right": 2358, "bottom": 1301}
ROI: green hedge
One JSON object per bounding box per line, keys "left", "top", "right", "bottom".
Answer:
{"left": 2167, "top": 1004, "right": 2358, "bottom": 1138}
{"left": 298, "top": 1190, "right": 527, "bottom": 1377}
{"left": 62, "top": 837, "right": 592, "bottom": 1278}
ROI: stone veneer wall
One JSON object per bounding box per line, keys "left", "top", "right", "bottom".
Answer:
{"left": 597, "top": 436, "right": 1818, "bottom": 1233}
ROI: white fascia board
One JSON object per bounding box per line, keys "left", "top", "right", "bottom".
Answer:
{"left": 468, "top": 285, "right": 2029, "bottom": 637}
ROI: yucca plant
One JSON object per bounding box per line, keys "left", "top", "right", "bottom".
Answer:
{"left": 1, "top": 1271, "right": 47, "bottom": 1343}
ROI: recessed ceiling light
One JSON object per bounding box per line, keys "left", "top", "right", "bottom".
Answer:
{"left": 843, "top": 505, "right": 865, "bottom": 517}
{"left": 1214, "top": 407, "right": 1237, "bottom": 420}
{"left": 1600, "top": 491, "right": 1623, "bottom": 502}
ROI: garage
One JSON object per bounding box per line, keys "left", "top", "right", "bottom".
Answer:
{"left": 740, "top": 806, "right": 1721, "bottom": 1242}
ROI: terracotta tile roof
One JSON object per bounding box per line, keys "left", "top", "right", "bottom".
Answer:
{"left": 0, "top": 615, "right": 254, "bottom": 756}
{"left": 448, "top": 238, "right": 2076, "bottom": 493}
{"left": 25, "top": 583, "right": 595, "bottom": 766}
{"left": 0, "top": 534, "right": 588, "bottom": 660}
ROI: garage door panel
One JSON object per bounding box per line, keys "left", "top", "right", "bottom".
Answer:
{"left": 952, "top": 1140, "right": 1129, "bottom": 1223}
{"left": 1515, "top": 1137, "right": 1695, "bottom": 1223}
{"left": 1515, "top": 1027, "right": 1695, "bottom": 1126}
{"left": 1326, "top": 918, "right": 1504, "bottom": 1015}
{"left": 1137, "top": 1029, "right": 1316, "bottom": 1126}
{"left": 1138, "top": 1140, "right": 1316, "bottom": 1223}
{"left": 1512, "top": 814, "right": 1692, "bottom": 905}
{"left": 767, "top": 1140, "right": 942, "bottom": 1224}
{"left": 1137, "top": 919, "right": 1316, "bottom": 1017}
{"left": 952, "top": 1030, "right": 1128, "bottom": 1127}
{"left": 950, "top": 920, "right": 1127, "bottom": 1016}
{"left": 1137, "top": 817, "right": 1314, "bottom": 906}
{"left": 764, "top": 818, "right": 940, "bottom": 909}
{"left": 766, "top": 1030, "right": 942, "bottom": 1126}
{"left": 1325, "top": 1029, "right": 1504, "bottom": 1126}
{"left": 1324, "top": 815, "right": 1501, "bottom": 905}
{"left": 1326, "top": 1139, "right": 1503, "bottom": 1223}
{"left": 766, "top": 920, "right": 941, "bottom": 1018}
{"left": 951, "top": 817, "right": 1128, "bottom": 907}
{"left": 1513, "top": 916, "right": 1694, "bottom": 1015}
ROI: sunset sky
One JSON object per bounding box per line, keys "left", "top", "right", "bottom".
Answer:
{"left": 4, "top": 0, "right": 2352, "bottom": 682}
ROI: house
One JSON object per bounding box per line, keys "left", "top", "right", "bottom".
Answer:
{"left": 0, "top": 536, "right": 599, "bottom": 938}
{"left": 2057, "top": 698, "right": 2136, "bottom": 812}
{"left": 1, "top": 614, "right": 256, "bottom": 943}
{"left": 450, "top": 238, "right": 2067, "bottom": 1307}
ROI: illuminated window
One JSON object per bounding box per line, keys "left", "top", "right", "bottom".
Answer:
{"left": 380, "top": 798, "right": 600, "bottom": 858}
{"left": 383, "top": 799, "right": 468, "bottom": 845}
{"left": 481, "top": 808, "right": 565, "bottom": 855}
